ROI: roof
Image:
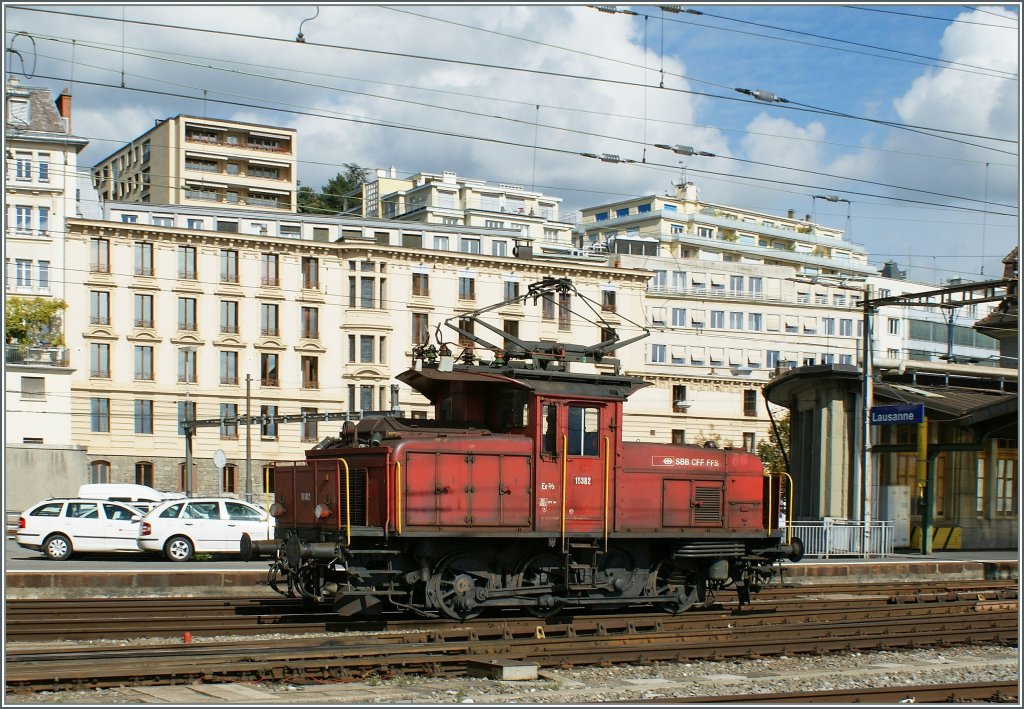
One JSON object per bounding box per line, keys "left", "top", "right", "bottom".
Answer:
{"left": 873, "top": 381, "right": 1017, "bottom": 421}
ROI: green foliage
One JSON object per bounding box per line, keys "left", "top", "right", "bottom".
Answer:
{"left": 297, "top": 163, "right": 369, "bottom": 214}
{"left": 757, "top": 412, "right": 790, "bottom": 473}
{"left": 5, "top": 296, "right": 67, "bottom": 347}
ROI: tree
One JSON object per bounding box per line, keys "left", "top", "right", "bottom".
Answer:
{"left": 756, "top": 412, "right": 790, "bottom": 474}
{"left": 297, "top": 163, "right": 369, "bottom": 215}
{"left": 5, "top": 296, "right": 68, "bottom": 348}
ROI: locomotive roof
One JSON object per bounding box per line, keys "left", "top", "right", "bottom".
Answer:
{"left": 397, "top": 363, "right": 649, "bottom": 403}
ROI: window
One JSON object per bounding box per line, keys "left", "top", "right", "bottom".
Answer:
{"left": 15, "top": 206, "right": 31, "bottom": 232}
{"left": 823, "top": 317, "right": 836, "bottom": 335}
{"left": 767, "top": 350, "right": 780, "bottom": 368}
{"left": 672, "top": 308, "right": 687, "bottom": 327}
{"left": 38, "top": 261, "right": 49, "bottom": 290}
{"left": 434, "top": 235, "right": 449, "bottom": 250}
{"left": 15, "top": 259, "right": 31, "bottom": 288}
{"left": 672, "top": 385, "right": 688, "bottom": 412}
{"left": 121, "top": 214, "right": 139, "bottom": 224}
{"left": 459, "top": 238, "right": 481, "bottom": 254}
{"left": 651, "top": 344, "right": 667, "bottom": 363}
{"left": 90, "top": 291, "right": 110, "bottom": 325}
{"left": 302, "top": 257, "right": 319, "bottom": 289}
{"left": 134, "top": 399, "right": 154, "bottom": 434}
{"left": 601, "top": 289, "right": 616, "bottom": 313}
{"left": 37, "top": 207, "right": 49, "bottom": 234}
{"left": 995, "top": 448, "right": 1017, "bottom": 515}
{"left": 542, "top": 293, "right": 555, "bottom": 320}
{"left": 412, "top": 272, "right": 429, "bottom": 297}
{"left": 220, "top": 249, "right": 238, "bottom": 283}
{"left": 301, "top": 356, "right": 319, "bottom": 388}
{"left": 178, "top": 246, "right": 197, "bottom": 279}
{"left": 888, "top": 318, "right": 900, "bottom": 335}
{"left": 89, "top": 461, "right": 110, "bottom": 484}
{"left": 261, "top": 303, "right": 279, "bottom": 336}
{"left": 20, "top": 376, "right": 44, "bottom": 400}
{"left": 301, "top": 406, "right": 318, "bottom": 442}
{"left": 261, "top": 253, "right": 279, "bottom": 286}
{"left": 730, "top": 275, "right": 744, "bottom": 293}
{"left": 301, "top": 307, "right": 319, "bottom": 339}
{"left": 152, "top": 216, "right": 173, "bottom": 227}
{"left": 567, "top": 406, "right": 600, "bottom": 457}
{"left": 348, "top": 274, "right": 378, "bottom": 308}
{"left": 748, "top": 313, "right": 762, "bottom": 331}
{"left": 178, "top": 297, "right": 197, "bottom": 331}
{"left": 729, "top": 312, "right": 744, "bottom": 330}
{"left": 134, "top": 345, "right": 154, "bottom": 380}
{"left": 187, "top": 218, "right": 204, "bottom": 230}
{"left": 412, "top": 312, "right": 430, "bottom": 344}
{"left": 672, "top": 430, "right": 686, "bottom": 444}
{"left": 90, "top": 398, "right": 110, "bottom": 432}
{"left": 128, "top": 293, "right": 152, "bottom": 328}
{"left": 743, "top": 389, "right": 757, "bottom": 417}
{"left": 220, "top": 350, "right": 238, "bottom": 385}
{"left": 222, "top": 465, "right": 238, "bottom": 494}
{"left": 457, "top": 318, "right": 474, "bottom": 347}
{"left": 360, "top": 335, "right": 374, "bottom": 363}
{"left": 15, "top": 152, "right": 31, "bottom": 179}
{"left": 459, "top": 276, "right": 476, "bottom": 300}
{"left": 261, "top": 353, "right": 279, "bottom": 386}
{"left": 504, "top": 280, "right": 520, "bottom": 301}
{"left": 135, "top": 242, "right": 154, "bottom": 276}
{"left": 220, "top": 300, "right": 238, "bottom": 334}
{"left": 743, "top": 432, "right": 756, "bottom": 453}
{"left": 91, "top": 238, "right": 110, "bottom": 273}
{"left": 178, "top": 347, "right": 197, "bottom": 384}
{"left": 492, "top": 240, "right": 508, "bottom": 257}
{"left": 90, "top": 343, "right": 110, "bottom": 378}
{"left": 261, "top": 404, "right": 279, "bottom": 438}
{"left": 220, "top": 403, "right": 238, "bottom": 438}
{"left": 710, "top": 311, "right": 725, "bottom": 329}
{"left": 135, "top": 462, "right": 154, "bottom": 487}
{"left": 558, "top": 292, "right": 571, "bottom": 331}
{"left": 840, "top": 319, "right": 854, "bottom": 337}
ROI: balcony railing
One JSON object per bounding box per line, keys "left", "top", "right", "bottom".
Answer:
{"left": 6, "top": 345, "right": 69, "bottom": 367}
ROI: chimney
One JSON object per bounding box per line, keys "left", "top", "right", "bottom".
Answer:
{"left": 55, "top": 89, "right": 72, "bottom": 132}
{"left": 787, "top": 209, "right": 794, "bottom": 219}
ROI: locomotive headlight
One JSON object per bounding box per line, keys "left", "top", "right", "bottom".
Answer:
{"left": 269, "top": 502, "right": 287, "bottom": 517}
{"left": 314, "top": 503, "right": 332, "bottom": 519}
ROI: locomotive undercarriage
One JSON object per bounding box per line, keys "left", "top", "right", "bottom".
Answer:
{"left": 261, "top": 533, "right": 801, "bottom": 620}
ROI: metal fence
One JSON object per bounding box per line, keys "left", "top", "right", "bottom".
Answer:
{"left": 789, "top": 518, "right": 895, "bottom": 558}
{"left": 5, "top": 346, "right": 69, "bottom": 367}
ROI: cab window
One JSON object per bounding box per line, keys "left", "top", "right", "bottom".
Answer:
{"left": 541, "top": 403, "right": 558, "bottom": 457}
{"left": 567, "top": 406, "right": 600, "bottom": 457}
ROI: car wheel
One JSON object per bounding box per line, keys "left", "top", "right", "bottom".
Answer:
{"left": 164, "top": 536, "right": 194, "bottom": 562}
{"left": 44, "top": 534, "right": 72, "bottom": 561}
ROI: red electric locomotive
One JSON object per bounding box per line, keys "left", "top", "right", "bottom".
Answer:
{"left": 246, "top": 277, "right": 803, "bottom": 619}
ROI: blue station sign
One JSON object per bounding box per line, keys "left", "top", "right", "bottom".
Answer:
{"left": 870, "top": 404, "right": 925, "bottom": 425}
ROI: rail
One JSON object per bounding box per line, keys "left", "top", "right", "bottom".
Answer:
{"left": 789, "top": 518, "right": 894, "bottom": 558}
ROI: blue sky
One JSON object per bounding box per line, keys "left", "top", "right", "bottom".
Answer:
{"left": 5, "top": 3, "right": 1019, "bottom": 283}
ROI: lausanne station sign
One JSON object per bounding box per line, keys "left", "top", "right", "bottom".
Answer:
{"left": 870, "top": 403, "right": 925, "bottom": 425}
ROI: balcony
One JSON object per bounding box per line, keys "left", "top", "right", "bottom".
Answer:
{"left": 7, "top": 345, "right": 70, "bottom": 367}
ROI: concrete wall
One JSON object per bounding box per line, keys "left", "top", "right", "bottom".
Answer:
{"left": 4, "top": 445, "right": 89, "bottom": 512}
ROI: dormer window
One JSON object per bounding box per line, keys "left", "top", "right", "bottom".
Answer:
{"left": 8, "top": 98, "right": 29, "bottom": 124}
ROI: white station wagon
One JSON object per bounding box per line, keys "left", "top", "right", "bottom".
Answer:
{"left": 138, "top": 497, "right": 275, "bottom": 562}
{"left": 17, "top": 498, "right": 144, "bottom": 560}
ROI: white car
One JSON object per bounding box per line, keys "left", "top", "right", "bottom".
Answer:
{"left": 16, "top": 498, "right": 144, "bottom": 560}
{"left": 138, "top": 497, "right": 275, "bottom": 562}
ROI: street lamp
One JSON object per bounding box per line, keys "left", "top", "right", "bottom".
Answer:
{"left": 812, "top": 194, "right": 852, "bottom": 240}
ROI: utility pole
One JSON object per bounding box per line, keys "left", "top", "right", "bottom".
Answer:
{"left": 245, "top": 373, "right": 252, "bottom": 503}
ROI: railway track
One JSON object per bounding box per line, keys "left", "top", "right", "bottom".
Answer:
{"left": 6, "top": 580, "right": 1016, "bottom": 642}
{"left": 5, "top": 585, "right": 1017, "bottom": 692}
{"left": 636, "top": 680, "right": 1019, "bottom": 704}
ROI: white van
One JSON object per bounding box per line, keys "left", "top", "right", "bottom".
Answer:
{"left": 78, "top": 484, "right": 185, "bottom": 512}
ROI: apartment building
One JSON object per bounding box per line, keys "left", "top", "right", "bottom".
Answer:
{"left": 4, "top": 79, "right": 91, "bottom": 507}
{"left": 91, "top": 115, "right": 297, "bottom": 213}
{"left": 58, "top": 203, "right": 650, "bottom": 499}
{"left": 359, "top": 169, "right": 575, "bottom": 252}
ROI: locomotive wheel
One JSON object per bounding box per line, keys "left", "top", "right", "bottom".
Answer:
{"left": 513, "top": 552, "right": 565, "bottom": 618}
{"left": 427, "top": 553, "right": 494, "bottom": 620}
{"left": 596, "top": 547, "right": 645, "bottom": 600}
{"left": 650, "top": 557, "right": 702, "bottom": 614}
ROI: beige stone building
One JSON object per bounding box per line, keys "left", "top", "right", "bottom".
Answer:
{"left": 61, "top": 203, "right": 651, "bottom": 499}
{"left": 91, "top": 115, "right": 297, "bottom": 213}
{"left": 4, "top": 79, "right": 90, "bottom": 509}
